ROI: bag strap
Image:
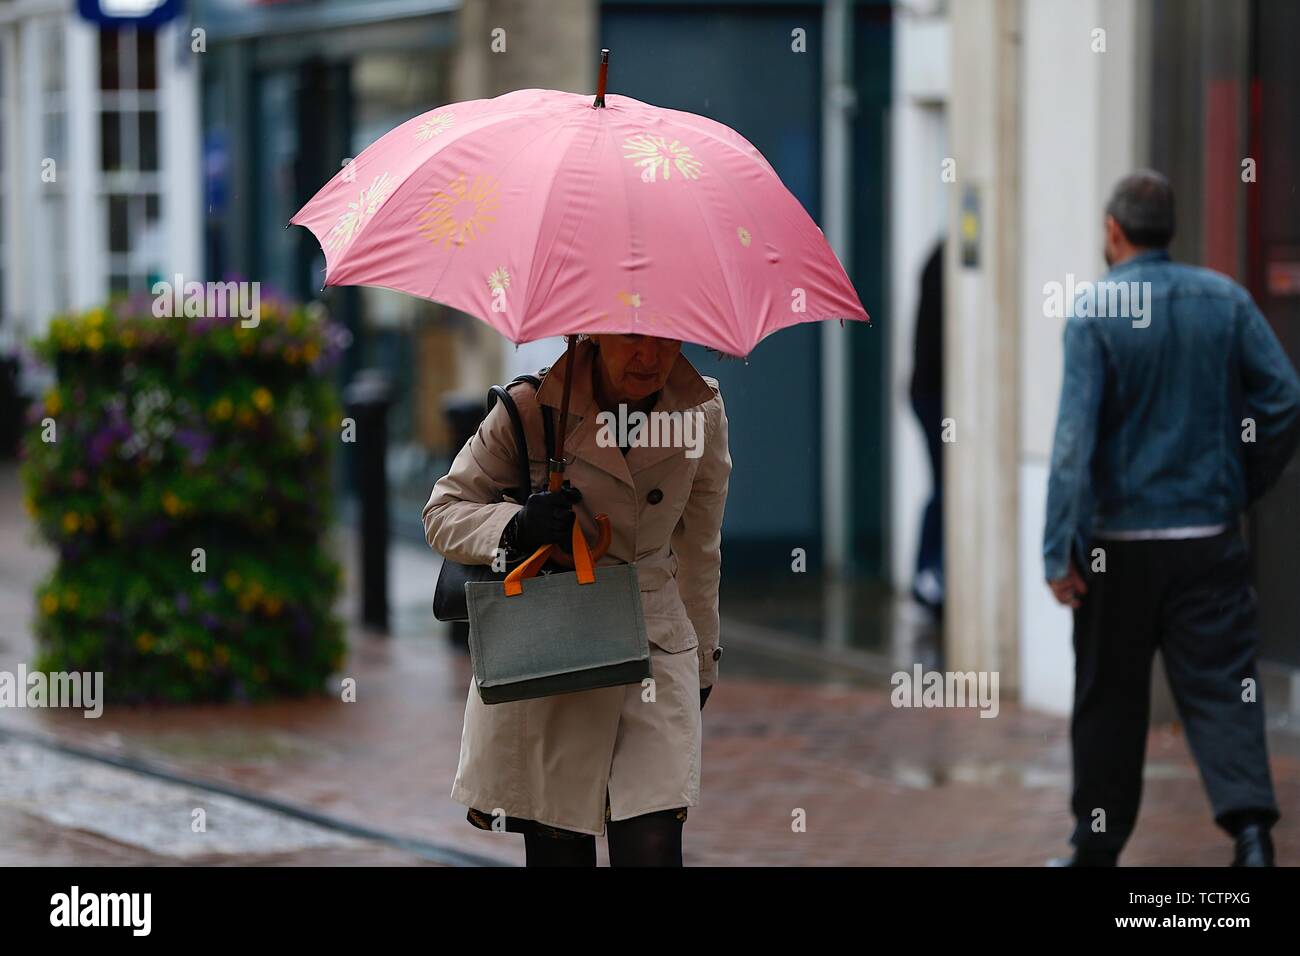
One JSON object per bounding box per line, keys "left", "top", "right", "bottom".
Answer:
{"left": 486, "top": 384, "right": 532, "bottom": 504}
{"left": 508, "top": 372, "right": 555, "bottom": 465}
{"left": 503, "top": 517, "right": 596, "bottom": 597}
{"left": 484, "top": 369, "right": 555, "bottom": 503}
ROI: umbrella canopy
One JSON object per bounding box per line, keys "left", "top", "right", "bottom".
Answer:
{"left": 290, "top": 87, "right": 869, "bottom": 358}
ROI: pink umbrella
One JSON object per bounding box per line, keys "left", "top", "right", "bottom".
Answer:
{"left": 292, "top": 51, "right": 869, "bottom": 559}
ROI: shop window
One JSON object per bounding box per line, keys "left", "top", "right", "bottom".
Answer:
{"left": 99, "top": 26, "right": 163, "bottom": 295}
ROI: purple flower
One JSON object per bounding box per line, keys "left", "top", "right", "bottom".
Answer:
{"left": 174, "top": 427, "right": 213, "bottom": 465}
{"left": 175, "top": 592, "right": 191, "bottom": 613}
{"left": 87, "top": 426, "right": 118, "bottom": 467}
{"left": 200, "top": 611, "right": 220, "bottom": 631}
{"left": 202, "top": 579, "right": 219, "bottom": 596}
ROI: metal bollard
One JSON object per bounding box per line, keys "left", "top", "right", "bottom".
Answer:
{"left": 344, "top": 370, "right": 393, "bottom": 635}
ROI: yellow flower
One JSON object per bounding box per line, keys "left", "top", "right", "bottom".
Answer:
{"left": 87, "top": 308, "right": 105, "bottom": 328}
{"left": 40, "top": 593, "right": 59, "bottom": 615}
{"left": 237, "top": 593, "right": 256, "bottom": 612}
{"left": 44, "top": 390, "right": 62, "bottom": 416}
{"left": 186, "top": 649, "right": 206, "bottom": 670}
{"left": 246, "top": 580, "right": 264, "bottom": 600}
{"left": 213, "top": 645, "right": 230, "bottom": 665}
{"left": 162, "top": 491, "right": 183, "bottom": 516}
{"left": 303, "top": 342, "right": 320, "bottom": 363}
{"left": 252, "top": 387, "right": 273, "bottom": 413}
{"left": 23, "top": 494, "right": 37, "bottom": 517}
{"left": 211, "top": 397, "right": 233, "bottom": 421}
{"left": 284, "top": 345, "right": 300, "bottom": 364}
{"left": 135, "top": 631, "right": 156, "bottom": 653}
{"left": 61, "top": 512, "right": 81, "bottom": 534}
{"left": 223, "top": 570, "right": 242, "bottom": 591}
{"left": 86, "top": 330, "right": 104, "bottom": 351}
{"left": 62, "top": 590, "right": 79, "bottom": 610}
{"left": 121, "top": 329, "right": 137, "bottom": 348}
{"left": 263, "top": 596, "right": 283, "bottom": 617}
{"left": 235, "top": 405, "right": 255, "bottom": 427}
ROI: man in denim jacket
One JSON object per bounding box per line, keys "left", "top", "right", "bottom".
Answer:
{"left": 1043, "top": 170, "right": 1300, "bottom": 866}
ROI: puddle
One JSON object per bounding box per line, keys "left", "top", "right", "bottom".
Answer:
{"left": 0, "top": 738, "right": 361, "bottom": 859}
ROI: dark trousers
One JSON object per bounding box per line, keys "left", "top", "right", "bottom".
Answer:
{"left": 911, "top": 392, "right": 944, "bottom": 582}
{"left": 1070, "top": 529, "right": 1279, "bottom": 856}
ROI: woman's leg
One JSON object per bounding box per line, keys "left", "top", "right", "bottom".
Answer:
{"left": 523, "top": 830, "right": 597, "bottom": 867}
{"left": 607, "top": 808, "right": 686, "bottom": 867}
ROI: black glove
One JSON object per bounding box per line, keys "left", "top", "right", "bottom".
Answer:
{"left": 506, "top": 485, "right": 582, "bottom": 553}
{"left": 699, "top": 685, "right": 712, "bottom": 710}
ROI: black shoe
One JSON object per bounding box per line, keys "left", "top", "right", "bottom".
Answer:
{"left": 1047, "top": 848, "right": 1118, "bottom": 867}
{"left": 1232, "top": 824, "right": 1274, "bottom": 867}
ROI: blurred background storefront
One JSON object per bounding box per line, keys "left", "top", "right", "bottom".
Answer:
{"left": 186, "top": 0, "right": 896, "bottom": 615}
{"left": 1, "top": 0, "right": 1295, "bottom": 719}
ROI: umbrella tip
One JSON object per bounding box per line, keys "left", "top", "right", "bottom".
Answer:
{"left": 593, "top": 48, "right": 610, "bottom": 108}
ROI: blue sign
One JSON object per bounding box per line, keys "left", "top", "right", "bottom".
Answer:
{"left": 77, "top": 0, "right": 183, "bottom": 26}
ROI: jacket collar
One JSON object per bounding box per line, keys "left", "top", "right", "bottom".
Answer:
{"left": 534, "top": 338, "right": 716, "bottom": 488}
{"left": 1111, "top": 248, "right": 1171, "bottom": 271}
{"left": 535, "top": 337, "right": 715, "bottom": 416}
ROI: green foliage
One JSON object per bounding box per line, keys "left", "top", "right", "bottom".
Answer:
{"left": 20, "top": 296, "right": 350, "bottom": 703}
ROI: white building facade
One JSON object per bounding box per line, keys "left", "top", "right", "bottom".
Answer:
{"left": 0, "top": 0, "right": 201, "bottom": 354}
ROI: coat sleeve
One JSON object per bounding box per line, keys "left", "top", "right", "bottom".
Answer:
{"left": 671, "top": 389, "right": 732, "bottom": 688}
{"left": 422, "top": 399, "right": 525, "bottom": 567}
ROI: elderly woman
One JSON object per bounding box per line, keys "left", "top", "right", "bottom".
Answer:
{"left": 422, "top": 333, "right": 731, "bottom": 867}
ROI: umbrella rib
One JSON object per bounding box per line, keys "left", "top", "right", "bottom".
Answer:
{"left": 676, "top": 172, "right": 745, "bottom": 357}
{"left": 516, "top": 112, "right": 602, "bottom": 342}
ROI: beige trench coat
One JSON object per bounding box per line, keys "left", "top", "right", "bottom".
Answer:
{"left": 422, "top": 339, "right": 731, "bottom": 835}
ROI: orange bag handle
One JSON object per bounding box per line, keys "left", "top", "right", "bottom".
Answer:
{"left": 503, "top": 517, "right": 595, "bottom": 597}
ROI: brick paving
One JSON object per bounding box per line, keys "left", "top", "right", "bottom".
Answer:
{"left": 1, "top": 463, "right": 1297, "bottom": 866}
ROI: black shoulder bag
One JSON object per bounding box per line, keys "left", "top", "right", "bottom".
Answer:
{"left": 431, "top": 372, "right": 554, "bottom": 623}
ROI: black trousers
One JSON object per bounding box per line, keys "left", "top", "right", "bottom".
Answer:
{"left": 1070, "top": 529, "right": 1279, "bottom": 856}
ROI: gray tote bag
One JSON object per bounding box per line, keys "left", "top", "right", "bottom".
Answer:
{"left": 465, "top": 520, "right": 652, "bottom": 704}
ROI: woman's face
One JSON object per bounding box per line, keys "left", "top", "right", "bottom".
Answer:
{"left": 591, "top": 334, "right": 682, "bottom": 402}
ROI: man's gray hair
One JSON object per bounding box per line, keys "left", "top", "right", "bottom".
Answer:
{"left": 1105, "top": 169, "right": 1175, "bottom": 248}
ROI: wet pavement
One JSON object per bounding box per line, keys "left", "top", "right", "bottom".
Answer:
{"left": 2, "top": 463, "right": 1298, "bottom": 866}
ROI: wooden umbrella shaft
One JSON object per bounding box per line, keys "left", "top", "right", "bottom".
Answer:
{"left": 549, "top": 334, "right": 575, "bottom": 491}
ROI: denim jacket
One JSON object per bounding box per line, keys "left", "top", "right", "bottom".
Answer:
{"left": 1043, "top": 250, "right": 1300, "bottom": 581}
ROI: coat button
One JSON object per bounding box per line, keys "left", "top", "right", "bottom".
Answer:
{"left": 712, "top": 646, "right": 723, "bottom": 661}
{"left": 646, "top": 488, "right": 664, "bottom": 505}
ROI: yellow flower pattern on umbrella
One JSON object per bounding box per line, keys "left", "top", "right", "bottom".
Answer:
{"left": 417, "top": 174, "right": 501, "bottom": 249}
{"left": 487, "top": 266, "right": 511, "bottom": 294}
{"left": 414, "top": 112, "right": 456, "bottom": 142}
{"left": 326, "top": 172, "right": 396, "bottom": 252}
{"left": 737, "top": 226, "right": 752, "bottom": 247}
{"left": 624, "top": 134, "right": 703, "bottom": 183}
